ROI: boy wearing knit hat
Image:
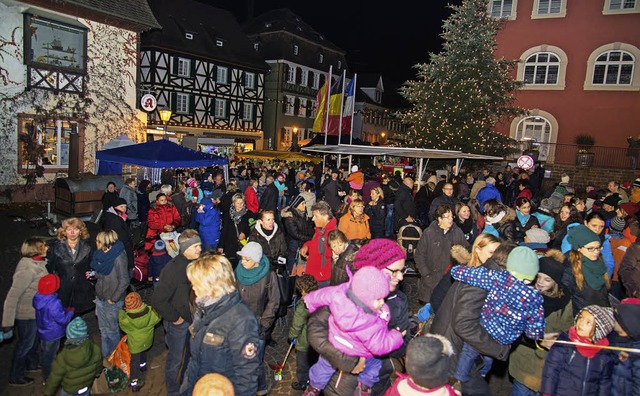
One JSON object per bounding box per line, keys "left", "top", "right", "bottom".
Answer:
{"left": 148, "top": 239, "right": 171, "bottom": 285}
{"left": 44, "top": 317, "right": 103, "bottom": 396}
{"left": 386, "top": 334, "right": 458, "bottom": 396}
{"left": 541, "top": 305, "right": 615, "bottom": 395}
{"left": 33, "top": 274, "right": 74, "bottom": 382}
{"left": 302, "top": 266, "right": 404, "bottom": 396}
{"left": 450, "top": 246, "right": 545, "bottom": 385}
{"left": 118, "top": 292, "right": 162, "bottom": 392}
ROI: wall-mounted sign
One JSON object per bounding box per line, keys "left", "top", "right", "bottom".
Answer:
{"left": 517, "top": 155, "right": 534, "bottom": 170}
{"left": 140, "top": 94, "right": 157, "bottom": 112}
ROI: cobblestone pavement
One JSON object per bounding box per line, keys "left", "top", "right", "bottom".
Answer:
{"left": 0, "top": 207, "right": 512, "bottom": 395}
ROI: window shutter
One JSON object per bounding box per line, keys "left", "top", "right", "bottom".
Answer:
{"left": 210, "top": 99, "right": 215, "bottom": 116}
{"left": 282, "top": 96, "right": 288, "bottom": 114}
{"left": 241, "top": 71, "right": 245, "bottom": 87}
{"left": 227, "top": 68, "right": 231, "bottom": 84}
{"left": 213, "top": 66, "right": 218, "bottom": 82}
{"left": 294, "top": 98, "right": 300, "bottom": 114}
{"left": 308, "top": 71, "right": 314, "bottom": 86}
{"left": 239, "top": 102, "right": 244, "bottom": 119}
{"left": 170, "top": 92, "right": 177, "bottom": 112}
{"left": 190, "top": 60, "right": 196, "bottom": 78}
{"left": 306, "top": 101, "right": 312, "bottom": 118}
{"left": 252, "top": 103, "right": 257, "bottom": 123}
{"left": 319, "top": 74, "right": 325, "bottom": 88}
{"left": 282, "top": 64, "right": 289, "bottom": 81}
{"left": 172, "top": 58, "right": 178, "bottom": 75}
{"left": 295, "top": 68, "right": 302, "bottom": 84}
{"left": 225, "top": 100, "right": 230, "bottom": 118}
{"left": 189, "top": 95, "right": 195, "bottom": 114}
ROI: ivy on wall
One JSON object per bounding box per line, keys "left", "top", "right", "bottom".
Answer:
{"left": 0, "top": 15, "right": 146, "bottom": 193}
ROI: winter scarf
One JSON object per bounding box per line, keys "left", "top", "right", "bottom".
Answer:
{"left": 107, "top": 206, "right": 128, "bottom": 220}
{"left": 568, "top": 326, "right": 610, "bottom": 359}
{"left": 456, "top": 217, "right": 473, "bottom": 235}
{"left": 235, "top": 255, "right": 270, "bottom": 286}
{"left": 516, "top": 209, "right": 530, "bottom": 227}
{"left": 90, "top": 241, "right": 125, "bottom": 275}
{"left": 542, "top": 290, "right": 571, "bottom": 318}
{"left": 581, "top": 256, "right": 607, "bottom": 291}
{"left": 230, "top": 206, "right": 248, "bottom": 225}
{"left": 256, "top": 222, "right": 277, "bottom": 242}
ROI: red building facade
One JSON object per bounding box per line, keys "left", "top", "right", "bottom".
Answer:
{"left": 492, "top": 0, "right": 640, "bottom": 163}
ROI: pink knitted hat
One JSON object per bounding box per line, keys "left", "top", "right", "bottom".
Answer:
{"left": 350, "top": 266, "right": 390, "bottom": 311}
{"left": 353, "top": 239, "right": 406, "bottom": 270}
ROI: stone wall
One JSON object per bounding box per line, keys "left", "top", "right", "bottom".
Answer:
{"left": 539, "top": 164, "right": 639, "bottom": 194}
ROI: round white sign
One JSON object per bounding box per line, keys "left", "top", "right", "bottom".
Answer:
{"left": 517, "top": 155, "right": 534, "bottom": 170}
{"left": 140, "top": 94, "right": 157, "bottom": 112}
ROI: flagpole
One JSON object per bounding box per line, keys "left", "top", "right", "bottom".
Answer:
{"left": 337, "top": 70, "right": 346, "bottom": 146}
{"left": 323, "top": 66, "right": 332, "bottom": 146}
{"left": 349, "top": 73, "right": 358, "bottom": 146}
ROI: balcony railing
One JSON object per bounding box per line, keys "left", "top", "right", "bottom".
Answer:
{"left": 507, "top": 142, "right": 631, "bottom": 169}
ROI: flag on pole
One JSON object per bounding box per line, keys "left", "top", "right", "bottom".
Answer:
{"left": 312, "top": 79, "right": 328, "bottom": 133}
{"left": 326, "top": 76, "right": 343, "bottom": 136}
{"left": 341, "top": 78, "right": 355, "bottom": 135}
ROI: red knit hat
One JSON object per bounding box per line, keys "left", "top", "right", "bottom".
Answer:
{"left": 353, "top": 239, "right": 406, "bottom": 270}
{"left": 38, "top": 274, "right": 60, "bottom": 295}
{"left": 620, "top": 202, "right": 640, "bottom": 218}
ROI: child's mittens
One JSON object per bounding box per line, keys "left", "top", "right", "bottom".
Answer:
{"left": 416, "top": 303, "right": 432, "bottom": 322}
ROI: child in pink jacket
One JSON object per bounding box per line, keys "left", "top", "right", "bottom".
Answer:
{"left": 302, "top": 266, "right": 404, "bottom": 396}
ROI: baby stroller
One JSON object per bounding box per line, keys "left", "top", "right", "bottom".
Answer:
{"left": 397, "top": 223, "right": 422, "bottom": 262}
{"left": 130, "top": 238, "right": 152, "bottom": 291}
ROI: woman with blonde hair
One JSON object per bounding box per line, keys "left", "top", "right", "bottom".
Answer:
{"left": 2, "top": 238, "right": 49, "bottom": 385}
{"left": 430, "top": 233, "right": 501, "bottom": 313}
{"left": 47, "top": 217, "right": 95, "bottom": 313}
{"left": 182, "top": 255, "right": 261, "bottom": 396}
{"left": 365, "top": 187, "right": 387, "bottom": 238}
{"left": 218, "top": 193, "right": 253, "bottom": 266}
{"left": 338, "top": 198, "right": 371, "bottom": 241}
{"left": 90, "top": 230, "right": 129, "bottom": 357}
{"left": 563, "top": 225, "right": 610, "bottom": 316}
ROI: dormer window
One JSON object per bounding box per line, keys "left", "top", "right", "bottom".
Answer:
{"left": 319, "top": 54, "right": 324, "bottom": 63}
{"left": 216, "top": 40, "right": 223, "bottom": 47}
{"left": 293, "top": 45, "right": 299, "bottom": 55}
{"left": 254, "top": 43, "right": 260, "bottom": 51}
{"left": 185, "top": 32, "right": 193, "bottom": 40}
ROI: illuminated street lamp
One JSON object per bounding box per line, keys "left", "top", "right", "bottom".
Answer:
{"left": 380, "top": 131, "right": 386, "bottom": 144}
{"left": 291, "top": 126, "right": 300, "bottom": 152}
{"left": 159, "top": 108, "right": 172, "bottom": 139}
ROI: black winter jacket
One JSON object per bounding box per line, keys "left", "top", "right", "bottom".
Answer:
{"left": 151, "top": 254, "right": 194, "bottom": 323}
{"left": 47, "top": 239, "right": 95, "bottom": 313}
{"left": 218, "top": 211, "right": 252, "bottom": 260}
{"left": 393, "top": 184, "right": 416, "bottom": 231}
{"left": 102, "top": 210, "right": 134, "bottom": 268}
{"left": 259, "top": 183, "right": 278, "bottom": 212}
{"left": 365, "top": 199, "right": 387, "bottom": 238}
{"left": 248, "top": 223, "right": 287, "bottom": 263}
{"left": 495, "top": 207, "right": 518, "bottom": 242}
{"left": 182, "top": 291, "right": 261, "bottom": 396}
{"left": 282, "top": 207, "right": 314, "bottom": 247}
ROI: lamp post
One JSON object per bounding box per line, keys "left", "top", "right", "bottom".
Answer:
{"left": 291, "top": 126, "right": 299, "bottom": 152}
{"left": 380, "top": 132, "right": 386, "bottom": 144}
{"left": 159, "top": 108, "right": 172, "bottom": 139}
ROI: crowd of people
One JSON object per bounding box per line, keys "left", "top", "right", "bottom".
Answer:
{"left": 2, "top": 159, "right": 640, "bottom": 396}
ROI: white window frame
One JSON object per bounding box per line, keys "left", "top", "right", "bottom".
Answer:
{"left": 319, "top": 54, "right": 324, "bottom": 64}
{"left": 176, "top": 93, "right": 189, "bottom": 114}
{"left": 216, "top": 40, "right": 224, "bottom": 47}
{"left": 523, "top": 52, "right": 560, "bottom": 85}
{"left": 287, "top": 65, "right": 296, "bottom": 83}
{"left": 489, "top": 0, "right": 517, "bottom": 19}
{"left": 532, "top": 0, "right": 566, "bottom": 18}
{"left": 244, "top": 72, "right": 255, "bottom": 89}
{"left": 177, "top": 58, "right": 190, "bottom": 77}
{"left": 604, "top": 0, "right": 640, "bottom": 13}
{"left": 216, "top": 66, "right": 228, "bottom": 84}
{"left": 214, "top": 98, "right": 226, "bottom": 118}
{"left": 286, "top": 96, "right": 295, "bottom": 115}
{"left": 185, "top": 32, "right": 193, "bottom": 40}
{"left": 313, "top": 73, "right": 320, "bottom": 89}
{"left": 298, "top": 98, "right": 307, "bottom": 117}
{"left": 300, "top": 69, "right": 308, "bottom": 86}
{"left": 592, "top": 50, "right": 634, "bottom": 85}
{"left": 338, "top": 61, "right": 342, "bottom": 69}
{"left": 254, "top": 43, "right": 259, "bottom": 51}
{"left": 311, "top": 99, "right": 317, "bottom": 118}
{"left": 517, "top": 45, "right": 568, "bottom": 90}
{"left": 243, "top": 103, "right": 254, "bottom": 121}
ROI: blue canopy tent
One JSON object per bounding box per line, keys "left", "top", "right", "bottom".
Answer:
{"left": 95, "top": 134, "right": 135, "bottom": 175}
{"left": 96, "top": 139, "right": 228, "bottom": 183}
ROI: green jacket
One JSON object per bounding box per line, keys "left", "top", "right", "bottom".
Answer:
{"left": 44, "top": 339, "right": 103, "bottom": 396}
{"left": 288, "top": 301, "right": 310, "bottom": 352}
{"left": 509, "top": 300, "right": 573, "bottom": 392}
{"left": 118, "top": 303, "right": 162, "bottom": 354}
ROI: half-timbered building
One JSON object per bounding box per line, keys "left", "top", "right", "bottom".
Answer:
{"left": 140, "top": 0, "right": 270, "bottom": 155}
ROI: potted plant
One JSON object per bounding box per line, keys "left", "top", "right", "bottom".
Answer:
{"left": 575, "top": 133, "right": 595, "bottom": 167}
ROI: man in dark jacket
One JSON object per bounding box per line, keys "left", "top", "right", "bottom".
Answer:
{"left": 319, "top": 169, "right": 344, "bottom": 212}
{"left": 415, "top": 203, "right": 469, "bottom": 304}
{"left": 393, "top": 177, "right": 417, "bottom": 232}
{"left": 259, "top": 175, "right": 279, "bottom": 213}
{"left": 102, "top": 198, "right": 134, "bottom": 270}
{"left": 429, "top": 182, "right": 458, "bottom": 222}
{"left": 150, "top": 230, "right": 201, "bottom": 396}
{"left": 430, "top": 258, "right": 511, "bottom": 396}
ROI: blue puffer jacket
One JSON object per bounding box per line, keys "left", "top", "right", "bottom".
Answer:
{"left": 561, "top": 223, "right": 615, "bottom": 277}
{"left": 33, "top": 293, "right": 74, "bottom": 342}
{"left": 195, "top": 198, "right": 221, "bottom": 248}
{"left": 181, "top": 291, "right": 262, "bottom": 396}
{"left": 610, "top": 335, "right": 640, "bottom": 396}
{"left": 541, "top": 332, "right": 614, "bottom": 396}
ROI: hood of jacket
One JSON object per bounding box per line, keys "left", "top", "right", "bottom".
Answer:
{"left": 497, "top": 206, "right": 517, "bottom": 226}
{"left": 62, "top": 339, "right": 100, "bottom": 369}
{"left": 33, "top": 292, "right": 59, "bottom": 310}
{"left": 123, "top": 304, "right": 156, "bottom": 329}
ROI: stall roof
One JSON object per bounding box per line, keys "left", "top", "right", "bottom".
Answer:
{"left": 301, "top": 145, "right": 503, "bottom": 161}
{"left": 236, "top": 150, "right": 323, "bottom": 163}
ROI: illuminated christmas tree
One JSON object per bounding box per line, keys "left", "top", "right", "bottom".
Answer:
{"left": 399, "top": 0, "right": 525, "bottom": 156}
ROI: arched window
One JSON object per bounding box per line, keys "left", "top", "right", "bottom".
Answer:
{"left": 524, "top": 52, "right": 560, "bottom": 85}
{"left": 515, "top": 116, "right": 553, "bottom": 161}
{"left": 592, "top": 50, "right": 634, "bottom": 85}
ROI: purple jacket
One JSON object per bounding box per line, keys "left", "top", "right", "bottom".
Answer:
{"left": 304, "top": 282, "right": 403, "bottom": 358}
{"left": 33, "top": 293, "right": 74, "bottom": 341}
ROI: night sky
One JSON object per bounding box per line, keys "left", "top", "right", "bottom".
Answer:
{"left": 199, "top": 0, "right": 461, "bottom": 87}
